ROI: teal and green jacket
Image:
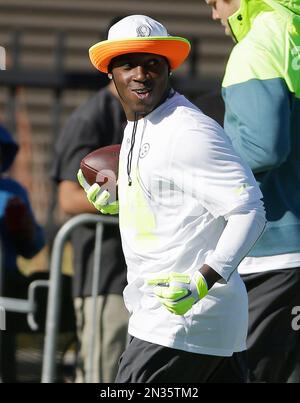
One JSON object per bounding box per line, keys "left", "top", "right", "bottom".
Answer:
{"left": 222, "top": 0, "right": 300, "bottom": 257}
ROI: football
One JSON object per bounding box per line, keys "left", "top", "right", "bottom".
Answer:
{"left": 80, "top": 144, "right": 121, "bottom": 197}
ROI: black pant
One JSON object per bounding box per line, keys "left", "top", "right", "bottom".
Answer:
{"left": 115, "top": 336, "right": 247, "bottom": 383}
{"left": 242, "top": 268, "right": 300, "bottom": 383}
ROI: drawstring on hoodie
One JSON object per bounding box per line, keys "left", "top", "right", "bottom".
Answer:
{"left": 125, "top": 90, "right": 175, "bottom": 186}
{"left": 127, "top": 112, "right": 139, "bottom": 186}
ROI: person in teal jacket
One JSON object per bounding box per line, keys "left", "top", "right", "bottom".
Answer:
{"left": 205, "top": 0, "right": 300, "bottom": 382}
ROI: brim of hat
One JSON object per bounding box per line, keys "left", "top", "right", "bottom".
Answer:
{"left": 89, "top": 36, "right": 191, "bottom": 73}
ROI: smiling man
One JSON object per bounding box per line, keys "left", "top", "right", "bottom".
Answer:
{"left": 107, "top": 53, "right": 170, "bottom": 120}
{"left": 205, "top": 0, "right": 300, "bottom": 383}
{"left": 78, "top": 15, "right": 266, "bottom": 383}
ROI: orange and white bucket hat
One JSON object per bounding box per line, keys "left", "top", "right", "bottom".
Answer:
{"left": 89, "top": 15, "right": 191, "bottom": 73}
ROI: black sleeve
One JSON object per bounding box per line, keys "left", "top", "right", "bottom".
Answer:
{"left": 51, "top": 114, "right": 103, "bottom": 184}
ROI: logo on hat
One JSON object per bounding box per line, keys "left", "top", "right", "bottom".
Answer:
{"left": 136, "top": 25, "right": 151, "bottom": 37}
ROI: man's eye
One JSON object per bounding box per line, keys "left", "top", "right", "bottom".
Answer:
{"left": 207, "top": 0, "right": 216, "bottom": 9}
{"left": 123, "top": 63, "right": 133, "bottom": 69}
{"left": 147, "top": 59, "right": 159, "bottom": 67}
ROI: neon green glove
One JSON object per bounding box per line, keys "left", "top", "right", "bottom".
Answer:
{"left": 77, "top": 169, "right": 119, "bottom": 215}
{"left": 147, "top": 271, "right": 208, "bottom": 315}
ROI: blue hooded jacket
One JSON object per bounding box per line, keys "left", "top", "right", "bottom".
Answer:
{"left": 0, "top": 125, "right": 45, "bottom": 277}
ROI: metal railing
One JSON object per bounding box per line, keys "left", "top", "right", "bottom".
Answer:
{"left": 0, "top": 237, "right": 50, "bottom": 382}
{"left": 0, "top": 232, "right": 49, "bottom": 331}
{"left": 41, "top": 213, "right": 118, "bottom": 383}
{"left": 0, "top": 280, "right": 50, "bottom": 330}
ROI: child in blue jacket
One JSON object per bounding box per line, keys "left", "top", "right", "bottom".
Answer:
{"left": 0, "top": 124, "right": 44, "bottom": 382}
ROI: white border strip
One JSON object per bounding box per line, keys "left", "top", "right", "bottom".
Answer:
{"left": 0, "top": 46, "right": 6, "bottom": 70}
{"left": 0, "top": 306, "right": 5, "bottom": 330}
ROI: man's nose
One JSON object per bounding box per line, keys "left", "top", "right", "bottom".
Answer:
{"left": 133, "top": 65, "right": 149, "bottom": 81}
{"left": 212, "top": 9, "right": 220, "bottom": 20}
